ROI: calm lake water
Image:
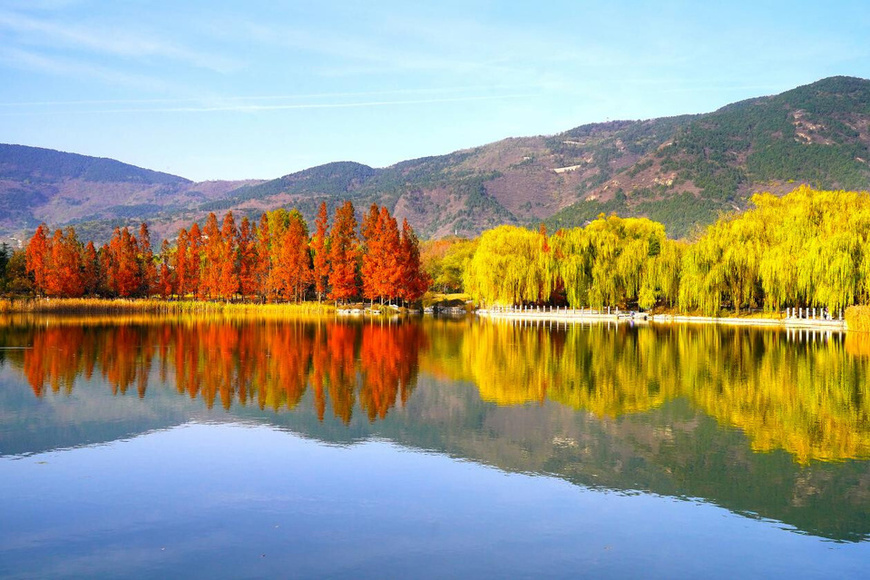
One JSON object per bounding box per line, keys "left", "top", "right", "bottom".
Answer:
{"left": 1, "top": 314, "right": 869, "bottom": 578}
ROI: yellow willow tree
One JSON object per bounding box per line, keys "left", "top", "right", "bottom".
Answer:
{"left": 645, "top": 238, "right": 685, "bottom": 309}
{"left": 683, "top": 186, "right": 870, "bottom": 315}
{"left": 679, "top": 238, "right": 724, "bottom": 315}
{"left": 465, "top": 217, "right": 678, "bottom": 309}
{"left": 680, "top": 210, "right": 764, "bottom": 315}
{"left": 721, "top": 212, "right": 764, "bottom": 314}
{"left": 561, "top": 215, "right": 677, "bottom": 309}
{"left": 791, "top": 190, "right": 870, "bottom": 313}
{"left": 464, "top": 225, "right": 553, "bottom": 306}
{"left": 586, "top": 218, "right": 622, "bottom": 307}
{"left": 549, "top": 227, "right": 593, "bottom": 308}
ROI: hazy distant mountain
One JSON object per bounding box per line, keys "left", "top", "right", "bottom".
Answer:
{"left": 2, "top": 76, "right": 869, "bottom": 243}
{"left": 0, "top": 144, "right": 261, "bottom": 245}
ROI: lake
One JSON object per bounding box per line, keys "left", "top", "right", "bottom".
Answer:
{"left": 1, "top": 314, "right": 868, "bottom": 578}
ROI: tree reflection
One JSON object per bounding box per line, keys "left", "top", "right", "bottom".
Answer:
{"left": 453, "top": 321, "right": 870, "bottom": 463}
{"left": 3, "top": 315, "right": 870, "bottom": 462}
{"left": 4, "top": 317, "right": 426, "bottom": 425}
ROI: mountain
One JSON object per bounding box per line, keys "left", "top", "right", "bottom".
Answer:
{"left": 545, "top": 75, "right": 870, "bottom": 236}
{"left": 0, "top": 144, "right": 262, "bottom": 246}
{"left": 2, "top": 76, "right": 869, "bottom": 243}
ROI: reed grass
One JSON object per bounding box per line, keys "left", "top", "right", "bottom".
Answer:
{"left": 0, "top": 297, "right": 336, "bottom": 316}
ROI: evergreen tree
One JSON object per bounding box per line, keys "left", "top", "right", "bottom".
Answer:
{"left": 158, "top": 239, "right": 174, "bottom": 298}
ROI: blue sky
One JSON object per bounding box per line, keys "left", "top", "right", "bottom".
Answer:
{"left": 1, "top": 0, "right": 868, "bottom": 181}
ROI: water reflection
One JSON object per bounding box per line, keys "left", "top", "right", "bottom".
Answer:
{"left": 1, "top": 316, "right": 426, "bottom": 424}
{"left": 1, "top": 315, "right": 870, "bottom": 464}
{"left": 456, "top": 321, "right": 870, "bottom": 464}
{"left": 2, "top": 315, "right": 870, "bottom": 543}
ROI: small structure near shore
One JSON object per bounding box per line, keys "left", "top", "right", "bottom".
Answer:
{"left": 477, "top": 305, "right": 847, "bottom": 331}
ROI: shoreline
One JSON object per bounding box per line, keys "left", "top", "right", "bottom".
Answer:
{"left": 476, "top": 308, "right": 847, "bottom": 331}
{"left": 0, "top": 297, "right": 335, "bottom": 317}
{"left": 0, "top": 297, "right": 850, "bottom": 331}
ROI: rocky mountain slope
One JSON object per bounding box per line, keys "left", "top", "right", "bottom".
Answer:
{"left": 0, "top": 144, "right": 261, "bottom": 245}
{"left": 2, "top": 76, "right": 869, "bottom": 243}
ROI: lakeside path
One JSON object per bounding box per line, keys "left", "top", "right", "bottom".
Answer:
{"left": 476, "top": 307, "right": 847, "bottom": 331}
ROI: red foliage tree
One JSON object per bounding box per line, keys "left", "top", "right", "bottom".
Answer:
{"left": 217, "top": 211, "right": 239, "bottom": 300}
{"left": 361, "top": 205, "right": 401, "bottom": 304}
{"left": 25, "top": 223, "right": 49, "bottom": 295}
{"left": 311, "top": 202, "right": 330, "bottom": 302}
{"left": 138, "top": 222, "right": 157, "bottom": 296}
{"left": 264, "top": 209, "right": 292, "bottom": 302}
{"left": 44, "top": 227, "right": 84, "bottom": 298}
{"left": 275, "top": 212, "right": 312, "bottom": 302}
{"left": 255, "top": 213, "right": 272, "bottom": 301}
{"left": 397, "top": 219, "right": 429, "bottom": 303}
{"left": 378, "top": 207, "right": 402, "bottom": 301}
{"left": 360, "top": 204, "right": 381, "bottom": 304}
{"left": 104, "top": 227, "right": 142, "bottom": 297}
{"left": 328, "top": 201, "right": 359, "bottom": 303}
{"left": 82, "top": 240, "right": 99, "bottom": 295}
{"left": 238, "top": 216, "right": 259, "bottom": 298}
{"left": 187, "top": 222, "right": 203, "bottom": 298}
{"left": 201, "top": 213, "right": 222, "bottom": 299}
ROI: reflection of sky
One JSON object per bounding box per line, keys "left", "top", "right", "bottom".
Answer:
{"left": 1, "top": 423, "right": 867, "bottom": 579}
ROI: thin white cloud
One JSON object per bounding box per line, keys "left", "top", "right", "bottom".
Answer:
{"left": 226, "top": 13, "right": 667, "bottom": 95}
{"left": 238, "top": 20, "right": 489, "bottom": 75}
{"left": 0, "top": 84, "right": 535, "bottom": 108}
{"left": 0, "top": 47, "right": 175, "bottom": 92}
{"left": 0, "top": 9, "right": 241, "bottom": 73}
{"left": 0, "top": 93, "right": 538, "bottom": 116}
{"left": 1, "top": 0, "right": 84, "bottom": 9}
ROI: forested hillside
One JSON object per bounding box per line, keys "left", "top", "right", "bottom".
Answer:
{"left": 546, "top": 76, "right": 870, "bottom": 236}
{"left": 2, "top": 76, "right": 869, "bottom": 243}
{"left": 0, "top": 145, "right": 260, "bottom": 246}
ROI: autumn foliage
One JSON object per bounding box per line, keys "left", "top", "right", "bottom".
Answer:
{"left": 21, "top": 201, "right": 430, "bottom": 303}
{"left": 16, "top": 318, "right": 426, "bottom": 423}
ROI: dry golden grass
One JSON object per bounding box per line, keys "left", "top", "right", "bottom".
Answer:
{"left": 0, "top": 298, "right": 335, "bottom": 317}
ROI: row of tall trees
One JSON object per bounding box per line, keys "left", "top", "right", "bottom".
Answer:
{"left": 464, "top": 187, "right": 870, "bottom": 315}
{"left": 16, "top": 201, "right": 429, "bottom": 304}
{"left": 679, "top": 187, "right": 870, "bottom": 314}
{"left": 13, "top": 186, "right": 869, "bottom": 314}
{"left": 23, "top": 223, "right": 156, "bottom": 298}
{"left": 464, "top": 217, "right": 683, "bottom": 310}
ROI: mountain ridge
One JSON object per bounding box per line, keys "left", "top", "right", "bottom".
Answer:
{"left": 2, "top": 75, "right": 869, "bottom": 243}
